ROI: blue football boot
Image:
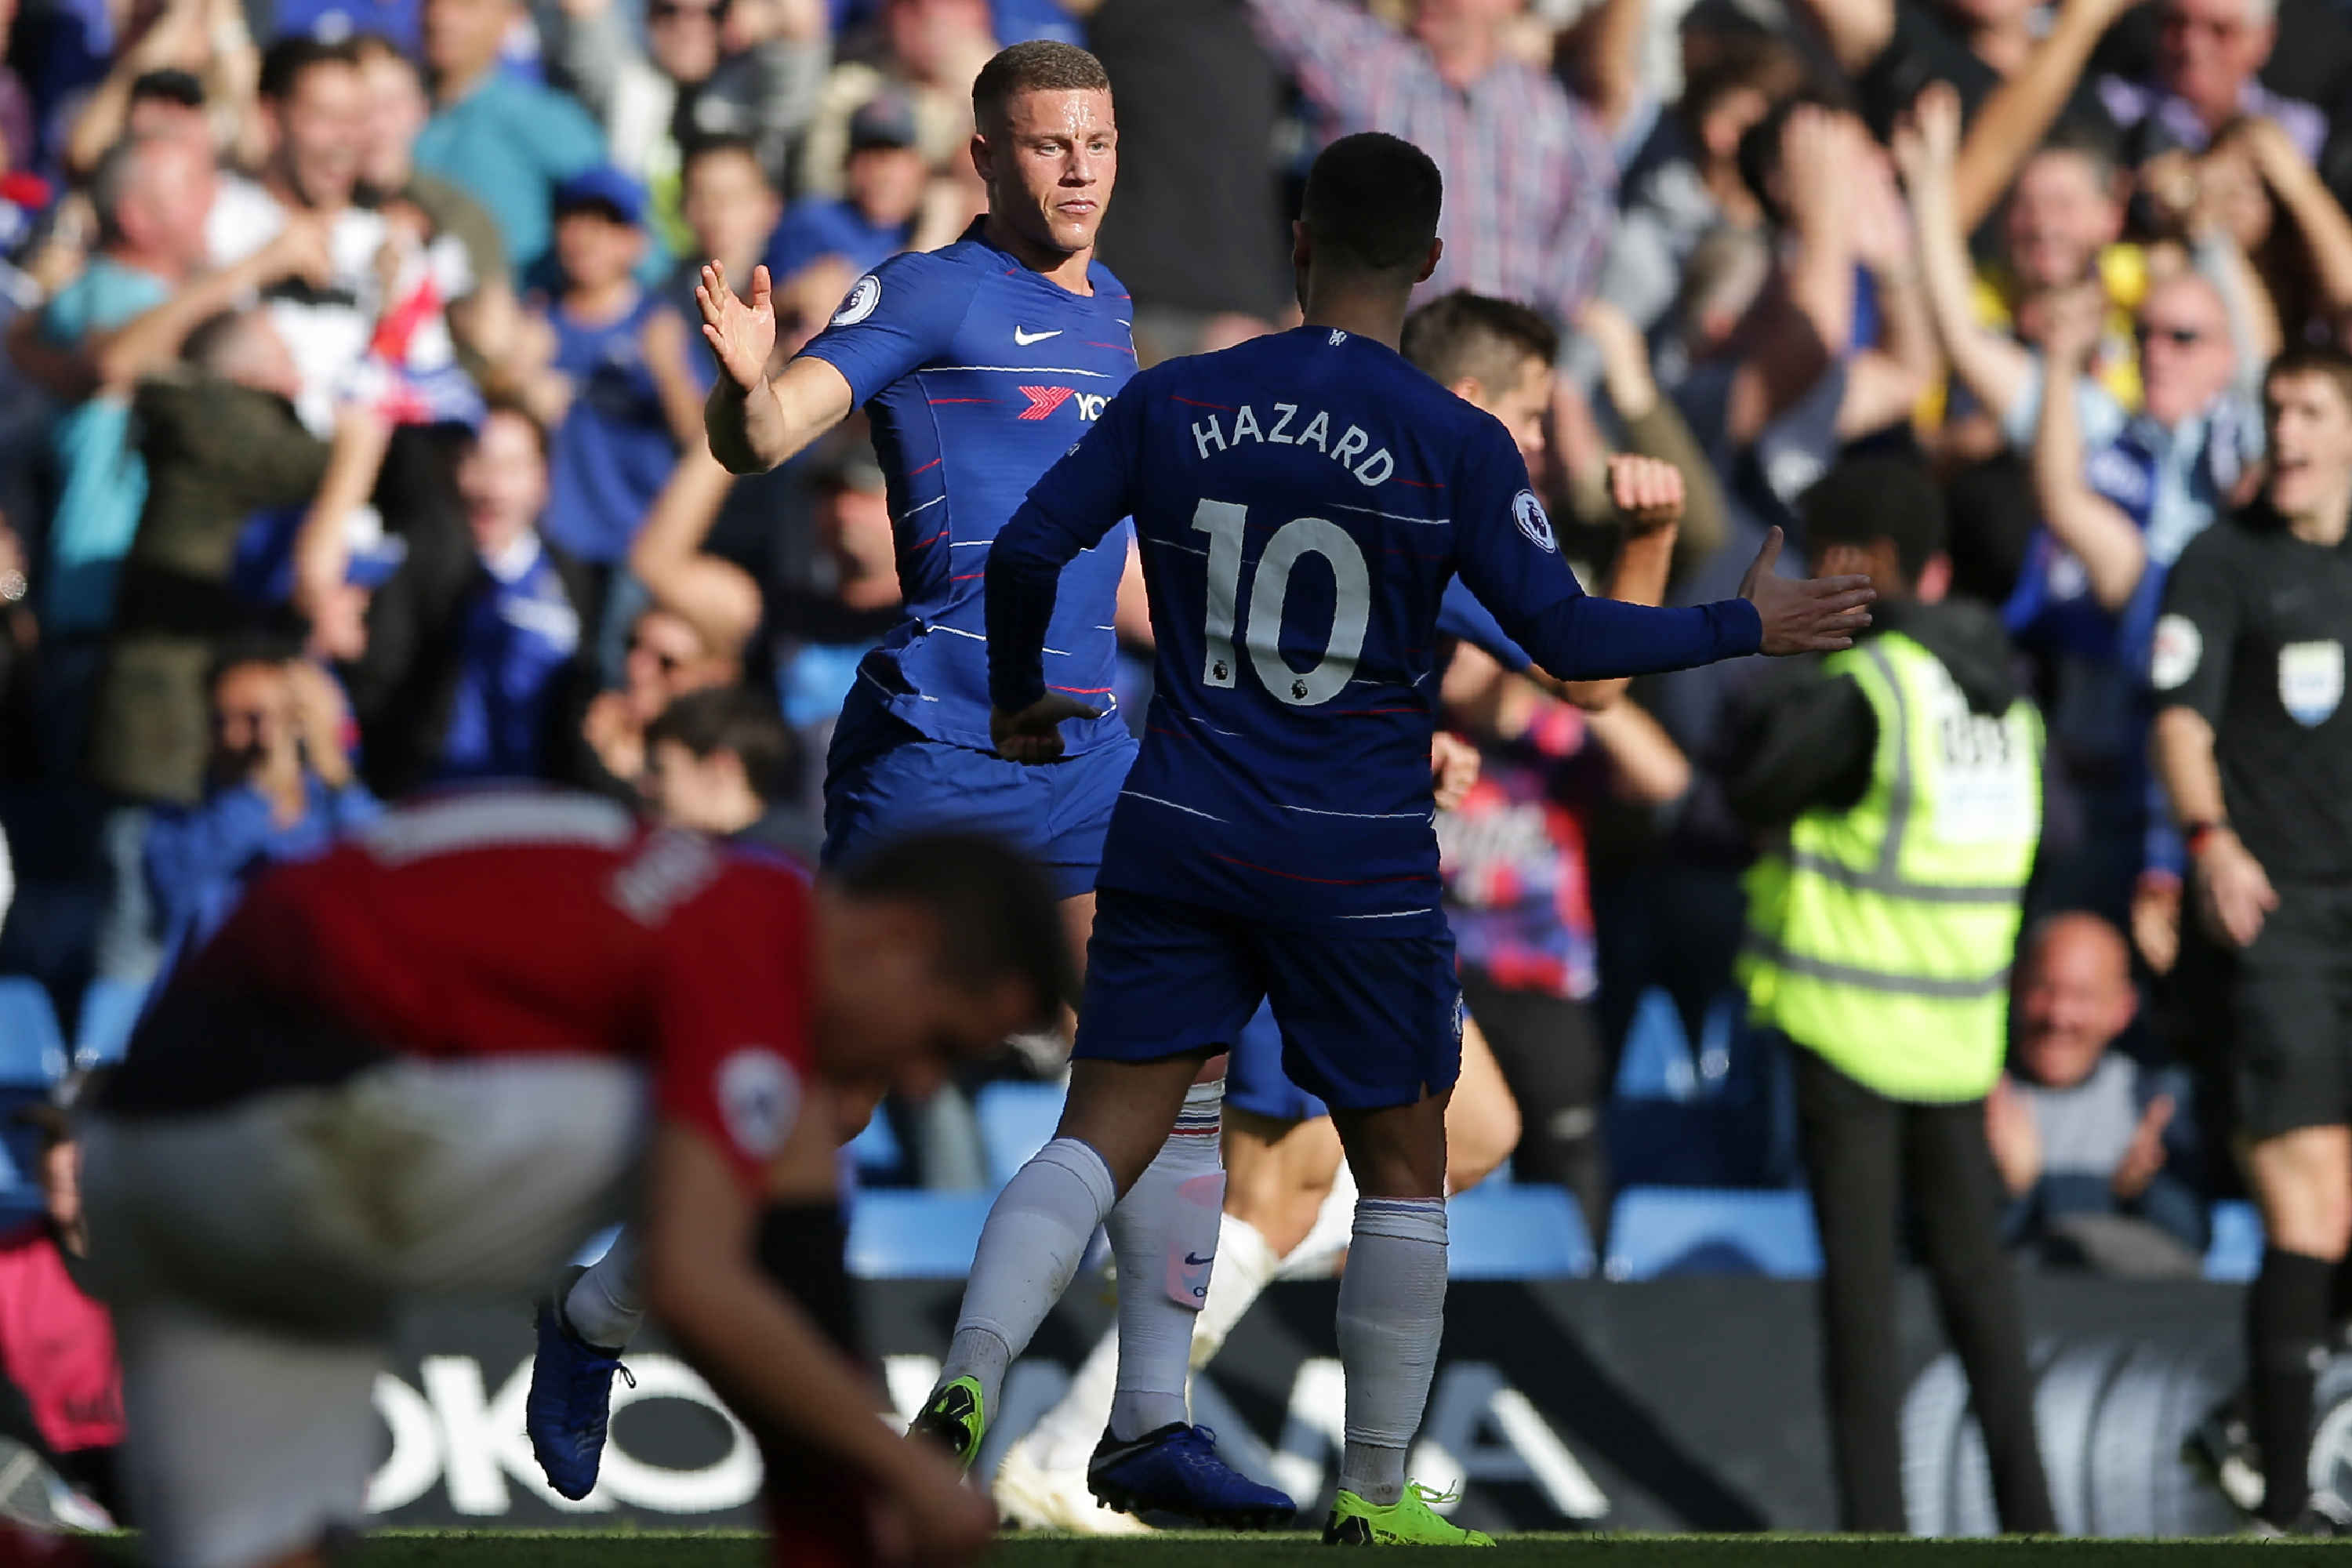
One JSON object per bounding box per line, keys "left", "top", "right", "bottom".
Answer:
{"left": 1087, "top": 1423, "right": 1297, "bottom": 1529}
{"left": 525, "top": 1265, "right": 633, "bottom": 1501}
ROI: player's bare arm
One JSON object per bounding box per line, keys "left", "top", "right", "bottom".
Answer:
{"left": 641, "top": 1121, "right": 996, "bottom": 1565}
{"left": 1738, "top": 527, "right": 1877, "bottom": 655}
{"left": 699, "top": 261, "right": 857, "bottom": 474}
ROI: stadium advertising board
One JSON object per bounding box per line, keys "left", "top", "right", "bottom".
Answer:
{"left": 370, "top": 1278, "right": 2249, "bottom": 1535}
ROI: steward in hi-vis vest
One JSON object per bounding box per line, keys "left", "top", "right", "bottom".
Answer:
{"left": 1740, "top": 629, "right": 2043, "bottom": 1098}
{"left": 1722, "top": 458, "right": 2056, "bottom": 1538}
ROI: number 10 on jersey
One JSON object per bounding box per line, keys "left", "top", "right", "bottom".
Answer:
{"left": 1192, "top": 499, "right": 1372, "bottom": 708}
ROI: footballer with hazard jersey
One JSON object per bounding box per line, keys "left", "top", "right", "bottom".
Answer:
{"left": 75, "top": 791, "right": 1066, "bottom": 1568}
{"left": 944, "top": 132, "right": 1878, "bottom": 1546}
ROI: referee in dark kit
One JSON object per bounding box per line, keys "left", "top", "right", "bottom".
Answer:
{"left": 2153, "top": 342, "right": 2352, "bottom": 1535}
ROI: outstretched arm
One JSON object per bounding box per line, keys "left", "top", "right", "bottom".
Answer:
{"left": 1482, "top": 527, "right": 1875, "bottom": 683}
{"left": 699, "top": 263, "right": 857, "bottom": 474}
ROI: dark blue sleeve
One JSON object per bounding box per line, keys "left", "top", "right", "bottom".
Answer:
{"left": 794, "top": 252, "right": 974, "bottom": 405}
{"left": 1448, "top": 418, "right": 1762, "bottom": 678}
{"left": 985, "top": 387, "right": 1145, "bottom": 712}
{"left": 1436, "top": 578, "right": 1531, "bottom": 673}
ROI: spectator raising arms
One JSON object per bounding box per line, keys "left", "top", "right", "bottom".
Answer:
{"left": 143, "top": 640, "right": 381, "bottom": 968}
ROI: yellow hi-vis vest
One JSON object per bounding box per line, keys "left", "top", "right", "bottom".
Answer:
{"left": 1739, "top": 632, "right": 2043, "bottom": 1102}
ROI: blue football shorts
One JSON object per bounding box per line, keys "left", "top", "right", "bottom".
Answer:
{"left": 1073, "top": 887, "right": 1464, "bottom": 1112}
{"left": 1226, "top": 1002, "right": 1327, "bottom": 1123}
{"left": 822, "top": 714, "right": 1137, "bottom": 901}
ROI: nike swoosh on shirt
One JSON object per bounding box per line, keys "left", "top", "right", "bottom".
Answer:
{"left": 1013, "top": 326, "right": 1062, "bottom": 345}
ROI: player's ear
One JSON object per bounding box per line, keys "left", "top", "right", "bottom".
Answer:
{"left": 969, "top": 129, "right": 993, "bottom": 186}
{"left": 1290, "top": 220, "right": 1311, "bottom": 270}
{"left": 1416, "top": 237, "right": 1443, "bottom": 286}
{"left": 1447, "top": 376, "right": 1484, "bottom": 406}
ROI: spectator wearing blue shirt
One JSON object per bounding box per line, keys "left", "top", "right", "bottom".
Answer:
{"left": 429, "top": 399, "right": 601, "bottom": 783}
{"left": 144, "top": 642, "right": 383, "bottom": 978}
{"left": 764, "top": 91, "right": 927, "bottom": 289}
{"left": 416, "top": 0, "right": 607, "bottom": 281}
{"left": 532, "top": 168, "right": 699, "bottom": 582}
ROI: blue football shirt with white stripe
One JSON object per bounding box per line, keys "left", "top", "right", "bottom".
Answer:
{"left": 797, "top": 220, "right": 1138, "bottom": 757}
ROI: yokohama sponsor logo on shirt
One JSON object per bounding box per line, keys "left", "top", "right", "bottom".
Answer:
{"left": 1018, "top": 386, "right": 1109, "bottom": 421}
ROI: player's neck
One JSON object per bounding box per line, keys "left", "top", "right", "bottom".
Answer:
{"left": 1299, "top": 282, "right": 1410, "bottom": 352}
{"left": 982, "top": 212, "right": 1094, "bottom": 295}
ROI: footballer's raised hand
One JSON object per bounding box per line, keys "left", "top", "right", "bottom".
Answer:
{"left": 1606, "top": 453, "right": 1684, "bottom": 535}
{"left": 698, "top": 261, "right": 777, "bottom": 393}
{"left": 993, "top": 693, "right": 1105, "bottom": 764}
{"left": 1739, "top": 527, "right": 1875, "bottom": 655}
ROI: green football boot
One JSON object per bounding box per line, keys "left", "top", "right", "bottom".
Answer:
{"left": 907, "top": 1375, "right": 988, "bottom": 1473}
{"left": 1323, "top": 1483, "right": 1497, "bottom": 1545}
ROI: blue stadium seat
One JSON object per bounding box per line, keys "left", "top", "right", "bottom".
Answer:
{"left": 1613, "top": 987, "right": 1698, "bottom": 1101}
{"left": 847, "top": 1191, "right": 998, "bottom": 1279}
{"left": 74, "top": 977, "right": 147, "bottom": 1069}
{"left": 848, "top": 1109, "right": 905, "bottom": 1180}
{"left": 1605, "top": 1186, "right": 1823, "bottom": 1279}
{"left": 976, "top": 1081, "right": 1065, "bottom": 1189}
{"left": 2205, "top": 1200, "right": 2263, "bottom": 1282}
{"left": 0, "top": 979, "right": 64, "bottom": 1086}
{"left": 1446, "top": 1185, "right": 1593, "bottom": 1279}
{"left": 0, "top": 1085, "right": 45, "bottom": 1223}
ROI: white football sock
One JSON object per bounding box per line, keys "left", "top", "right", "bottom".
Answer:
{"left": 1189, "top": 1213, "right": 1281, "bottom": 1369}
{"left": 1334, "top": 1196, "right": 1448, "bottom": 1508}
{"left": 1277, "top": 1162, "right": 1359, "bottom": 1280}
{"left": 562, "top": 1227, "right": 642, "bottom": 1352}
{"left": 1106, "top": 1080, "right": 1225, "bottom": 1441}
{"left": 1018, "top": 1208, "right": 1281, "bottom": 1473}
{"left": 940, "top": 1137, "right": 1118, "bottom": 1417}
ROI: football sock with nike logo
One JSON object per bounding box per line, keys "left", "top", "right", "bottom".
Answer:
{"left": 1105, "top": 1078, "right": 1227, "bottom": 1442}
{"left": 1335, "top": 1196, "right": 1449, "bottom": 1508}
{"left": 1017, "top": 1210, "right": 1279, "bottom": 1473}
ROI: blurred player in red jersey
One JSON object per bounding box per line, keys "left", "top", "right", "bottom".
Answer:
{"left": 75, "top": 789, "right": 1069, "bottom": 1568}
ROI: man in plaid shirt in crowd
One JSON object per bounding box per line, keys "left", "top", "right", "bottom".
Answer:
{"left": 1247, "top": 0, "right": 1619, "bottom": 328}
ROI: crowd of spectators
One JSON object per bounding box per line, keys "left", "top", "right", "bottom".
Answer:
{"left": 2, "top": 0, "right": 2350, "bottom": 1295}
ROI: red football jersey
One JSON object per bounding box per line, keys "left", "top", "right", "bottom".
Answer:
{"left": 172, "top": 789, "right": 815, "bottom": 1190}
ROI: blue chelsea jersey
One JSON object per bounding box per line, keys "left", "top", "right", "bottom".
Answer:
{"left": 797, "top": 222, "right": 1138, "bottom": 755}
{"left": 987, "top": 327, "right": 1761, "bottom": 935}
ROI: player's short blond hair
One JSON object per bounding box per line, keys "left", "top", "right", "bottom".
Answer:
{"left": 973, "top": 41, "right": 1110, "bottom": 136}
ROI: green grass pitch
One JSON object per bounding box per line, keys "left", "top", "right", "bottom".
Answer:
{"left": 83, "top": 1532, "right": 2345, "bottom": 1566}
